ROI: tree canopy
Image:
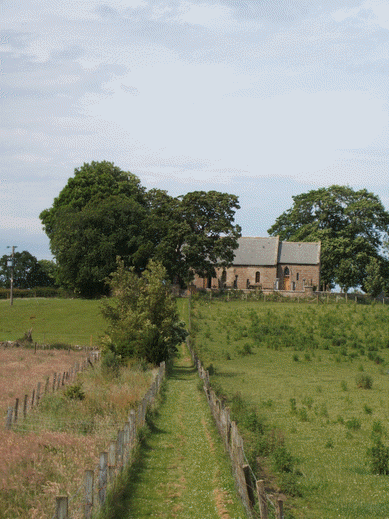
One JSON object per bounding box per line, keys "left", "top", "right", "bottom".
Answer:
{"left": 40, "top": 161, "right": 149, "bottom": 296}
{"left": 268, "top": 185, "right": 389, "bottom": 292}
{"left": 0, "top": 251, "right": 55, "bottom": 288}
{"left": 40, "top": 161, "right": 241, "bottom": 296}
{"left": 145, "top": 188, "right": 241, "bottom": 284}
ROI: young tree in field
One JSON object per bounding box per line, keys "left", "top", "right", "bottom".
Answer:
{"left": 101, "top": 258, "right": 187, "bottom": 365}
{"left": 268, "top": 185, "right": 389, "bottom": 292}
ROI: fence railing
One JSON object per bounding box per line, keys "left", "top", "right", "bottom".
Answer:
{"left": 51, "top": 361, "right": 166, "bottom": 519}
{"left": 187, "top": 339, "right": 284, "bottom": 519}
{"left": 5, "top": 350, "right": 100, "bottom": 430}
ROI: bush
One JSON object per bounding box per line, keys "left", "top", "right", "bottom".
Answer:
{"left": 101, "top": 350, "right": 122, "bottom": 377}
{"left": 345, "top": 417, "right": 361, "bottom": 431}
{"left": 356, "top": 374, "right": 373, "bottom": 389}
{"left": 272, "top": 445, "right": 294, "bottom": 473}
{"left": 64, "top": 382, "right": 85, "bottom": 400}
{"left": 368, "top": 439, "right": 389, "bottom": 475}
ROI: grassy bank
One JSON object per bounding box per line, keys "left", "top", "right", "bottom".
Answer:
{"left": 190, "top": 297, "right": 389, "bottom": 518}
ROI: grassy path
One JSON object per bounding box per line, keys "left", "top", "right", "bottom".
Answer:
{"left": 105, "top": 343, "right": 247, "bottom": 519}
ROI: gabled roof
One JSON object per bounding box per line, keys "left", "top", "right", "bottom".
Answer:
{"left": 233, "top": 236, "right": 279, "bottom": 266}
{"left": 278, "top": 241, "right": 321, "bottom": 265}
{"left": 233, "top": 236, "right": 320, "bottom": 266}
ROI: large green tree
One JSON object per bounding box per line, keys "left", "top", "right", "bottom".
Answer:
{"left": 101, "top": 258, "right": 187, "bottom": 365}
{"left": 40, "top": 161, "right": 149, "bottom": 296}
{"left": 268, "top": 185, "right": 389, "bottom": 292}
{"left": 144, "top": 189, "right": 241, "bottom": 285}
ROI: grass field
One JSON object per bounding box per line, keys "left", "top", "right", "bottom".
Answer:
{"left": 189, "top": 296, "right": 389, "bottom": 519}
{"left": 0, "top": 298, "right": 106, "bottom": 345}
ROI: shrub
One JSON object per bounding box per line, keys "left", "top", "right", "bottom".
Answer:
{"left": 356, "top": 374, "right": 373, "bottom": 389}
{"left": 345, "top": 418, "right": 361, "bottom": 431}
{"left": 101, "top": 350, "right": 122, "bottom": 377}
{"left": 368, "top": 439, "right": 389, "bottom": 475}
{"left": 364, "top": 405, "right": 373, "bottom": 415}
{"left": 298, "top": 407, "right": 309, "bottom": 422}
{"left": 272, "top": 445, "right": 294, "bottom": 473}
{"left": 206, "top": 363, "right": 216, "bottom": 375}
{"left": 372, "top": 421, "right": 385, "bottom": 438}
{"left": 64, "top": 382, "right": 85, "bottom": 401}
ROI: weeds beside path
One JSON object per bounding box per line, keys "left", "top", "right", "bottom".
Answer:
{"left": 101, "top": 343, "right": 246, "bottom": 519}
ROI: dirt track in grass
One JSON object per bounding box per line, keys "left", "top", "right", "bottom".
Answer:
{"left": 116, "top": 344, "right": 246, "bottom": 519}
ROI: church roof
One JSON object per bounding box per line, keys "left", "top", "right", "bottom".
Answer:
{"left": 233, "top": 237, "right": 320, "bottom": 266}
{"left": 278, "top": 241, "right": 321, "bottom": 265}
{"left": 233, "top": 237, "right": 279, "bottom": 265}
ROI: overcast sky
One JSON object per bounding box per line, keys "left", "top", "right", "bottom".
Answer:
{"left": 1, "top": 0, "right": 389, "bottom": 260}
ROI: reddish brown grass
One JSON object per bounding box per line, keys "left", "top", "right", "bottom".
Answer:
{"left": 0, "top": 346, "right": 87, "bottom": 414}
{"left": 0, "top": 347, "right": 153, "bottom": 518}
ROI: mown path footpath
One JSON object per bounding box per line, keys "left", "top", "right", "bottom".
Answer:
{"left": 114, "top": 343, "right": 247, "bottom": 519}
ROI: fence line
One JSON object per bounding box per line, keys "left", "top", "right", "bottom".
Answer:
{"left": 5, "top": 350, "right": 100, "bottom": 430}
{"left": 51, "top": 360, "right": 166, "bottom": 519}
{"left": 187, "top": 338, "right": 284, "bottom": 519}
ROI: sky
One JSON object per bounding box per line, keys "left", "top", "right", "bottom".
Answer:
{"left": 1, "top": 0, "right": 389, "bottom": 260}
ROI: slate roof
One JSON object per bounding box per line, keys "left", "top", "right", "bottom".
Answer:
{"left": 278, "top": 241, "right": 321, "bottom": 265}
{"left": 233, "top": 237, "right": 279, "bottom": 266}
{"left": 233, "top": 237, "right": 320, "bottom": 266}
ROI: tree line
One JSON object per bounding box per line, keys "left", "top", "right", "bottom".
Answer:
{"left": 4, "top": 163, "right": 389, "bottom": 298}
{"left": 39, "top": 161, "right": 241, "bottom": 297}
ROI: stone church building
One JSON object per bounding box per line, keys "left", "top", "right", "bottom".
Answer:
{"left": 193, "top": 236, "right": 321, "bottom": 292}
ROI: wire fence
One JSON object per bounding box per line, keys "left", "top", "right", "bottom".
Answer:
{"left": 187, "top": 336, "right": 284, "bottom": 519}
{"left": 49, "top": 361, "right": 166, "bottom": 519}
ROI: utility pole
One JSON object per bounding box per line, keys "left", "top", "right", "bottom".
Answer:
{"left": 7, "top": 246, "right": 17, "bottom": 306}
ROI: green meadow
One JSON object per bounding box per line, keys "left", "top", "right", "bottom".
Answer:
{"left": 189, "top": 297, "right": 389, "bottom": 519}
{"left": 0, "top": 298, "right": 106, "bottom": 346}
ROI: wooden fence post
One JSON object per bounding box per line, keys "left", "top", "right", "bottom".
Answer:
{"left": 129, "top": 410, "right": 136, "bottom": 448}
{"left": 84, "top": 470, "right": 94, "bottom": 519}
{"left": 31, "top": 389, "right": 35, "bottom": 408}
{"left": 243, "top": 464, "right": 255, "bottom": 508}
{"left": 55, "top": 495, "right": 68, "bottom": 519}
{"left": 108, "top": 441, "right": 116, "bottom": 482}
{"left": 23, "top": 394, "right": 28, "bottom": 419}
{"left": 117, "top": 429, "right": 124, "bottom": 472}
{"left": 6, "top": 407, "right": 13, "bottom": 429}
{"left": 14, "top": 398, "right": 19, "bottom": 423}
{"left": 256, "top": 480, "right": 268, "bottom": 519}
{"left": 53, "top": 373, "right": 57, "bottom": 392}
{"left": 276, "top": 497, "right": 284, "bottom": 519}
{"left": 98, "top": 452, "right": 108, "bottom": 505}
{"left": 44, "top": 376, "right": 50, "bottom": 394}
{"left": 123, "top": 422, "right": 130, "bottom": 466}
{"left": 36, "top": 382, "right": 41, "bottom": 406}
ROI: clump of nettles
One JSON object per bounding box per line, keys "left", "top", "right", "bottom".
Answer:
{"left": 64, "top": 382, "right": 85, "bottom": 401}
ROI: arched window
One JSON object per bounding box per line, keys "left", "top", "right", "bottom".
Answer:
{"left": 221, "top": 270, "right": 227, "bottom": 283}
{"left": 255, "top": 271, "right": 260, "bottom": 283}
{"left": 284, "top": 266, "right": 290, "bottom": 276}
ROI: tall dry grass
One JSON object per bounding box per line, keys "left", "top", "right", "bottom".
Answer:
{"left": 0, "top": 346, "right": 87, "bottom": 413}
{"left": 0, "top": 348, "right": 154, "bottom": 518}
